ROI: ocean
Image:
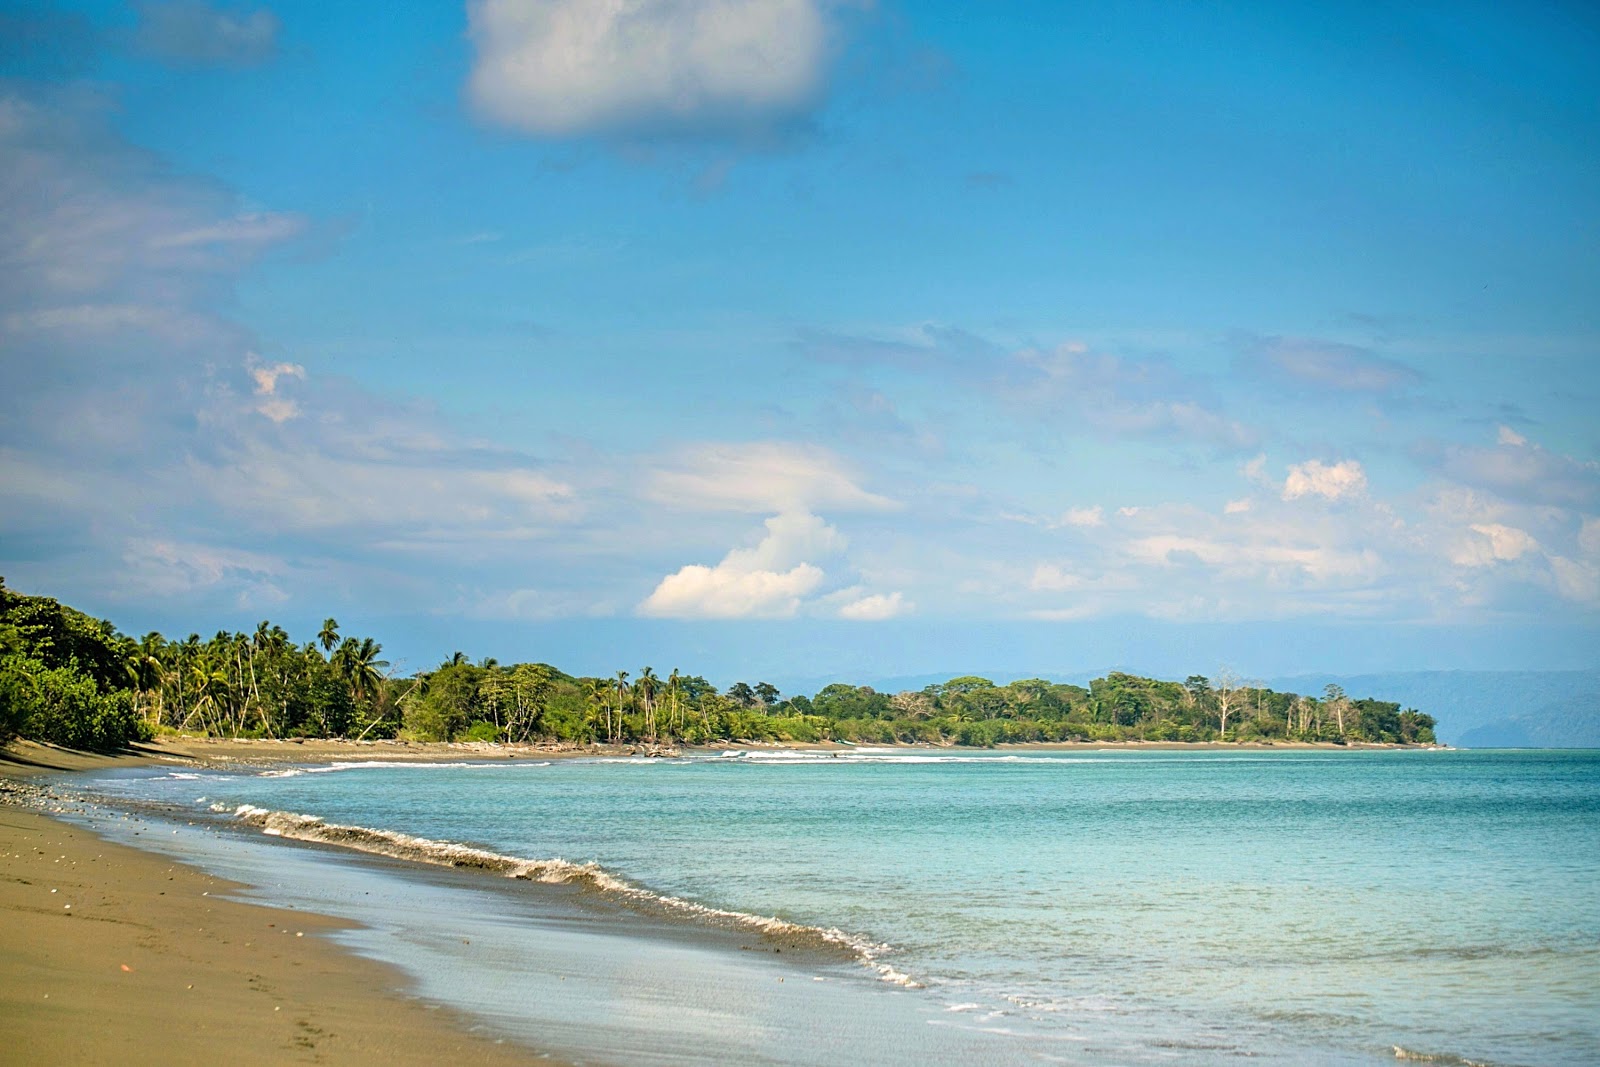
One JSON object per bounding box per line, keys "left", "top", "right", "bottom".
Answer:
{"left": 72, "top": 748, "right": 1600, "bottom": 1066}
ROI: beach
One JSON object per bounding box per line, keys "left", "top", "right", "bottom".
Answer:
{"left": 1, "top": 742, "right": 551, "bottom": 1065}
{"left": 7, "top": 739, "right": 1588, "bottom": 1067}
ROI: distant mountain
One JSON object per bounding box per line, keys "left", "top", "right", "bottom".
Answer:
{"left": 1265, "top": 670, "right": 1600, "bottom": 748}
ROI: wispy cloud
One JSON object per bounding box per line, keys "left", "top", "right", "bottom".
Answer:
{"left": 133, "top": 1, "right": 279, "bottom": 68}
{"left": 647, "top": 441, "right": 895, "bottom": 513}
{"left": 466, "top": 0, "right": 834, "bottom": 141}
{"left": 1234, "top": 333, "right": 1424, "bottom": 394}
{"left": 1422, "top": 428, "right": 1600, "bottom": 509}
{"left": 1004, "top": 342, "right": 1256, "bottom": 451}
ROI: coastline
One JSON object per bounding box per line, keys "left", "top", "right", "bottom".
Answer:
{"left": 0, "top": 736, "right": 1450, "bottom": 1066}
{"left": 0, "top": 742, "right": 560, "bottom": 1065}
{"left": 0, "top": 733, "right": 1441, "bottom": 779}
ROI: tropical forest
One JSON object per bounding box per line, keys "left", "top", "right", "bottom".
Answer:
{"left": 0, "top": 581, "right": 1437, "bottom": 751}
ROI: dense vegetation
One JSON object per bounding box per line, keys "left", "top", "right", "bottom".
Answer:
{"left": 0, "top": 581, "right": 1435, "bottom": 750}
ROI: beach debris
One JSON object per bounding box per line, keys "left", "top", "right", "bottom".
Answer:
{"left": 121, "top": 964, "right": 131, "bottom": 972}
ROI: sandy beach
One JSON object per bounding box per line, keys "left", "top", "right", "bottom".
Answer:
{"left": 0, "top": 734, "right": 1430, "bottom": 1065}
{"left": 0, "top": 742, "right": 553, "bottom": 1065}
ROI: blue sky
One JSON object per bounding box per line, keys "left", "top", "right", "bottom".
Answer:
{"left": 2, "top": 1, "right": 1597, "bottom": 687}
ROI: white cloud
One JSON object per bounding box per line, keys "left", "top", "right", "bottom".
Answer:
{"left": 648, "top": 441, "right": 894, "bottom": 513}
{"left": 837, "top": 590, "right": 909, "bottom": 620}
{"left": 1497, "top": 425, "right": 1528, "bottom": 447}
{"left": 639, "top": 511, "right": 843, "bottom": 618}
{"left": 1059, "top": 505, "right": 1103, "bottom": 527}
{"left": 466, "top": 0, "right": 830, "bottom": 138}
{"left": 1468, "top": 523, "right": 1538, "bottom": 563}
{"left": 1283, "top": 459, "right": 1367, "bottom": 501}
{"left": 248, "top": 358, "right": 305, "bottom": 422}
{"left": 1030, "top": 564, "right": 1082, "bottom": 592}
{"left": 1224, "top": 498, "right": 1252, "bottom": 514}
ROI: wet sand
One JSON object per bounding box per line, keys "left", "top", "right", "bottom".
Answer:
{"left": 1, "top": 742, "right": 557, "bottom": 1065}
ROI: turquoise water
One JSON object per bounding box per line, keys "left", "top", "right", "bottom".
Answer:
{"left": 82, "top": 749, "right": 1600, "bottom": 1065}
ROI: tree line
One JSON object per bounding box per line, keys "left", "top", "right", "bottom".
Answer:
{"left": 0, "top": 581, "right": 1435, "bottom": 751}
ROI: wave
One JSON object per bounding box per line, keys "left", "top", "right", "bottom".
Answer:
{"left": 255, "top": 760, "right": 534, "bottom": 778}
{"left": 1391, "top": 1047, "right": 1500, "bottom": 1067}
{"left": 703, "top": 750, "right": 1346, "bottom": 766}
{"left": 224, "top": 803, "right": 917, "bottom": 987}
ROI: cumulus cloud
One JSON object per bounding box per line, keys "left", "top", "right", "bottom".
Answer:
{"left": 836, "top": 590, "right": 908, "bottom": 620}
{"left": 1236, "top": 334, "right": 1422, "bottom": 393}
{"left": 247, "top": 357, "right": 305, "bottom": 422}
{"left": 466, "top": 0, "right": 831, "bottom": 139}
{"left": 1282, "top": 459, "right": 1367, "bottom": 501}
{"left": 648, "top": 441, "right": 894, "bottom": 513}
{"left": 639, "top": 510, "right": 843, "bottom": 618}
{"left": 1029, "top": 564, "right": 1083, "bottom": 592}
{"left": 134, "top": 1, "right": 280, "bottom": 68}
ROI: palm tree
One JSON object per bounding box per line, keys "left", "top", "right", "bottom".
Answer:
{"left": 582, "top": 678, "right": 610, "bottom": 744}
{"left": 128, "top": 633, "right": 167, "bottom": 730}
{"left": 318, "top": 618, "right": 340, "bottom": 656}
{"left": 636, "top": 667, "right": 659, "bottom": 742}
{"left": 336, "top": 637, "right": 389, "bottom": 709}
{"left": 667, "top": 668, "right": 682, "bottom": 737}
{"left": 612, "top": 670, "right": 631, "bottom": 743}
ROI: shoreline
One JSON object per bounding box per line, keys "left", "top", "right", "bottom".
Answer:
{"left": 1, "top": 734, "right": 1446, "bottom": 780}
{"left": 0, "top": 736, "right": 1448, "bottom": 1066}
{"left": 0, "top": 799, "right": 554, "bottom": 1065}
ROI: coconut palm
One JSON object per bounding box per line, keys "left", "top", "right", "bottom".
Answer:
{"left": 636, "top": 667, "right": 659, "bottom": 742}
{"left": 612, "top": 670, "right": 630, "bottom": 743}
{"left": 318, "top": 618, "right": 340, "bottom": 656}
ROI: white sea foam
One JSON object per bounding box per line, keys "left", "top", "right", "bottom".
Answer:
{"left": 227, "top": 802, "right": 918, "bottom": 987}
{"left": 256, "top": 760, "right": 508, "bottom": 778}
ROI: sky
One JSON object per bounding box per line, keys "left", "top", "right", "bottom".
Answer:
{"left": 1, "top": 0, "right": 1598, "bottom": 689}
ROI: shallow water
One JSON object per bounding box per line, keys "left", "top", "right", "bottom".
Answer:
{"left": 78, "top": 748, "right": 1600, "bottom": 1066}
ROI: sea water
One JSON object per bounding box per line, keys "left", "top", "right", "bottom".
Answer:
{"left": 75, "top": 749, "right": 1600, "bottom": 1066}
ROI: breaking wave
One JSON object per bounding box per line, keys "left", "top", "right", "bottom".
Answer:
{"left": 256, "top": 760, "right": 536, "bottom": 778}
{"left": 224, "top": 802, "right": 917, "bottom": 987}
{"left": 1391, "top": 1048, "right": 1499, "bottom": 1066}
